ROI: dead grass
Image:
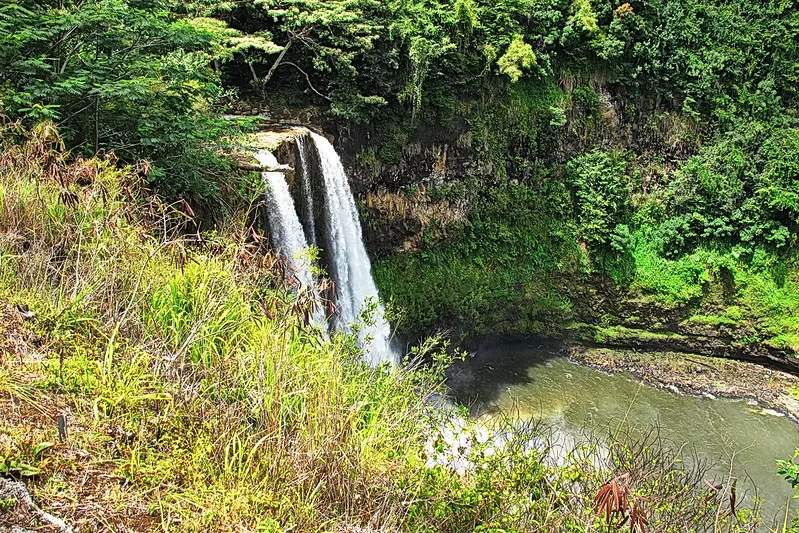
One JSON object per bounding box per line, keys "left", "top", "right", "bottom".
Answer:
{"left": 0, "top": 300, "right": 157, "bottom": 531}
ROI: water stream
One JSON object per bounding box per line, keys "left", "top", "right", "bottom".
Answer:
{"left": 303, "top": 132, "right": 397, "bottom": 366}
{"left": 255, "top": 151, "right": 315, "bottom": 289}
{"left": 449, "top": 340, "right": 799, "bottom": 527}
{"left": 294, "top": 134, "right": 318, "bottom": 248}
{"left": 259, "top": 132, "right": 396, "bottom": 366}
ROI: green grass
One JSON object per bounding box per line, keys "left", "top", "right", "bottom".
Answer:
{"left": 632, "top": 235, "right": 799, "bottom": 352}
{"left": 592, "top": 325, "right": 682, "bottom": 344}
{"left": 629, "top": 237, "right": 711, "bottom": 304}
{"left": 0, "top": 122, "right": 764, "bottom": 532}
{"left": 0, "top": 124, "right": 438, "bottom": 530}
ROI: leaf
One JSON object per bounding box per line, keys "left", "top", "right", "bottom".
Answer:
{"left": 497, "top": 34, "right": 536, "bottom": 83}
{"left": 593, "top": 472, "right": 632, "bottom": 524}
{"left": 32, "top": 442, "right": 55, "bottom": 459}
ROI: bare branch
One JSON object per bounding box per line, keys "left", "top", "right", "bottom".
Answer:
{"left": 279, "top": 61, "right": 331, "bottom": 101}
{"left": 262, "top": 39, "right": 293, "bottom": 86}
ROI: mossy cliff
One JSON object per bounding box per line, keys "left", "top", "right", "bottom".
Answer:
{"left": 286, "top": 79, "right": 799, "bottom": 371}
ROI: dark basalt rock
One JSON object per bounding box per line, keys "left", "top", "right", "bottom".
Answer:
{"left": 362, "top": 206, "right": 423, "bottom": 259}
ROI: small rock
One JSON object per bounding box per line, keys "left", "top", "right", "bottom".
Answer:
{"left": 14, "top": 305, "right": 35, "bottom": 321}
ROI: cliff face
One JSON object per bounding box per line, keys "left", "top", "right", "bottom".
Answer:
{"left": 253, "top": 101, "right": 799, "bottom": 372}
{"left": 559, "top": 276, "right": 799, "bottom": 372}
{"left": 335, "top": 123, "right": 796, "bottom": 370}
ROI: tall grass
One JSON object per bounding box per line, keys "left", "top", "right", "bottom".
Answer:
{"left": 0, "top": 122, "right": 763, "bottom": 532}
{"left": 0, "top": 121, "right": 439, "bottom": 530}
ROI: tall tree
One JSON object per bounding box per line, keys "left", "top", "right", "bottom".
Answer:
{"left": 0, "top": 0, "right": 263, "bottom": 201}
{"left": 246, "top": 0, "right": 382, "bottom": 100}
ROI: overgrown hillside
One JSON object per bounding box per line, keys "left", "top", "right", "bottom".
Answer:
{"left": 2, "top": 0, "right": 799, "bottom": 530}
{"left": 71, "top": 0, "right": 792, "bottom": 364}
{"left": 314, "top": 0, "right": 799, "bottom": 363}
{"left": 0, "top": 124, "right": 762, "bottom": 532}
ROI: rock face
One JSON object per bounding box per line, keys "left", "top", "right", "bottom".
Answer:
{"left": 0, "top": 478, "right": 72, "bottom": 533}
{"left": 232, "top": 126, "right": 305, "bottom": 186}
{"left": 335, "top": 125, "right": 483, "bottom": 193}
{"left": 334, "top": 126, "right": 479, "bottom": 258}
{"left": 250, "top": 119, "right": 799, "bottom": 372}
{"left": 561, "top": 275, "right": 799, "bottom": 372}
{"left": 360, "top": 190, "right": 467, "bottom": 258}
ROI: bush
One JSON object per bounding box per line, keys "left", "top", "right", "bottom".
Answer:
{"left": 0, "top": 0, "right": 253, "bottom": 209}
{"left": 655, "top": 118, "right": 799, "bottom": 259}
{"left": 566, "top": 150, "right": 634, "bottom": 278}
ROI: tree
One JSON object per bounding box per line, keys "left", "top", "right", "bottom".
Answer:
{"left": 386, "top": 0, "right": 547, "bottom": 117}
{"left": 0, "top": 0, "right": 257, "bottom": 202}
{"left": 566, "top": 150, "right": 632, "bottom": 258}
{"left": 497, "top": 34, "right": 536, "bottom": 83}
{"left": 245, "top": 0, "right": 382, "bottom": 99}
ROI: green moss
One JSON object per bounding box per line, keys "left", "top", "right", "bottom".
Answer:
{"left": 593, "top": 325, "right": 681, "bottom": 344}
{"left": 685, "top": 314, "right": 740, "bottom": 327}
{"left": 467, "top": 79, "right": 567, "bottom": 179}
{"left": 374, "top": 182, "right": 581, "bottom": 339}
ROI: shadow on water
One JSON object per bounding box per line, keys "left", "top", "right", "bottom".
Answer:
{"left": 446, "top": 338, "right": 565, "bottom": 415}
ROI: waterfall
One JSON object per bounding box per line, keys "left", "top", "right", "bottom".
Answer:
{"left": 255, "top": 151, "right": 315, "bottom": 289}
{"left": 295, "top": 135, "right": 317, "bottom": 248}
{"left": 304, "top": 132, "right": 397, "bottom": 366}
{"left": 258, "top": 133, "right": 397, "bottom": 366}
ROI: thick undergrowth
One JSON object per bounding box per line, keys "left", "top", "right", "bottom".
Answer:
{"left": 372, "top": 108, "right": 799, "bottom": 366}
{"left": 0, "top": 124, "right": 768, "bottom": 532}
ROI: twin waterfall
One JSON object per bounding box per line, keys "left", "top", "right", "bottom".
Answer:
{"left": 254, "top": 154, "right": 316, "bottom": 289}
{"left": 258, "top": 130, "right": 397, "bottom": 367}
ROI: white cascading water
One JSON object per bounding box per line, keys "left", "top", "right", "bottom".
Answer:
{"left": 294, "top": 135, "right": 317, "bottom": 247}
{"left": 308, "top": 132, "right": 397, "bottom": 366}
{"left": 255, "top": 150, "right": 315, "bottom": 289}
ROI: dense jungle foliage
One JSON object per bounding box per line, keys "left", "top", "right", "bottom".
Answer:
{"left": 0, "top": 118, "right": 767, "bottom": 533}
{"left": 3, "top": 0, "right": 799, "bottom": 530}
{"left": 3, "top": 0, "right": 798, "bottom": 340}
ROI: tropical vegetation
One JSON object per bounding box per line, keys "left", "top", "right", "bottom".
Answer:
{"left": 2, "top": 0, "right": 799, "bottom": 530}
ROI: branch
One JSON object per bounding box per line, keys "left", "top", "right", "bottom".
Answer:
{"left": 248, "top": 60, "right": 259, "bottom": 82}
{"left": 59, "top": 41, "right": 82, "bottom": 74}
{"left": 279, "top": 61, "right": 331, "bottom": 101}
{"left": 262, "top": 39, "right": 293, "bottom": 86}
{"left": 44, "top": 24, "right": 80, "bottom": 56}
{"left": 58, "top": 99, "right": 96, "bottom": 124}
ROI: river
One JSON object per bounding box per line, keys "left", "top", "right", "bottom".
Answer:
{"left": 448, "top": 340, "right": 799, "bottom": 528}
